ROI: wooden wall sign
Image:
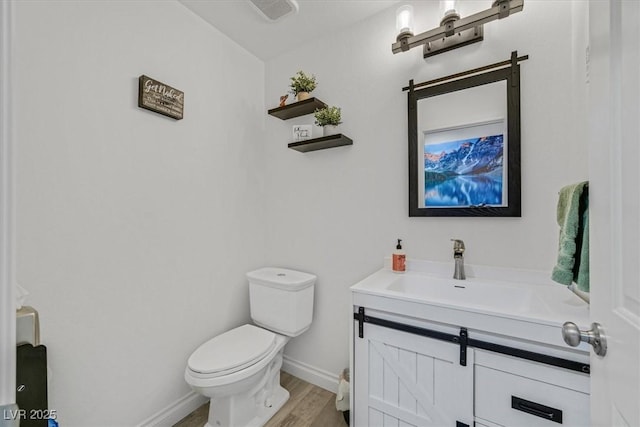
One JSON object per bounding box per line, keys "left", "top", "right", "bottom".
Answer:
{"left": 138, "top": 75, "right": 184, "bottom": 120}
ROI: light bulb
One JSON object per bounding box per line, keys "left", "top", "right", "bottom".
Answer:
{"left": 396, "top": 5, "right": 414, "bottom": 37}
{"left": 440, "top": 0, "right": 459, "bottom": 18}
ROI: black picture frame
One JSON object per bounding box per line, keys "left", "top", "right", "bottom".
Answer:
{"left": 408, "top": 54, "right": 522, "bottom": 217}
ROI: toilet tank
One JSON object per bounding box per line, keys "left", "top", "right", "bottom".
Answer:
{"left": 247, "top": 267, "right": 316, "bottom": 337}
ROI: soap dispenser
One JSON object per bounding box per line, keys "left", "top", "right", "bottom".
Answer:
{"left": 392, "top": 239, "right": 406, "bottom": 273}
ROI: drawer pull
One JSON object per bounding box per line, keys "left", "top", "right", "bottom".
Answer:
{"left": 511, "top": 396, "right": 563, "bottom": 424}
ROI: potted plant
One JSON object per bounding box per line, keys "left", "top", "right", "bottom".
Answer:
{"left": 289, "top": 70, "right": 317, "bottom": 101}
{"left": 314, "top": 106, "right": 342, "bottom": 136}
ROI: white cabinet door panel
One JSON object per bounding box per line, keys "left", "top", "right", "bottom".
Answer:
{"left": 354, "top": 322, "right": 473, "bottom": 427}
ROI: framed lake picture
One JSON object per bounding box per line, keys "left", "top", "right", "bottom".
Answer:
{"left": 407, "top": 53, "right": 522, "bottom": 217}
{"left": 422, "top": 119, "right": 506, "bottom": 209}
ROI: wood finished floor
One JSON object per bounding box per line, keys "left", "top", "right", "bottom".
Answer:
{"left": 173, "top": 371, "right": 347, "bottom": 427}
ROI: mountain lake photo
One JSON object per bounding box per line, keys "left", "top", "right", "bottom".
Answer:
{"left": 424, "top": 134, "right": 505, "bottom": 207}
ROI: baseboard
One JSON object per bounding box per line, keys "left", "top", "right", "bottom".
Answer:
{"left": 136, "top": 391, "right": 208, "bottom": 427}
{"left": 282, "top": 355, "right": 339, "bottom": 393}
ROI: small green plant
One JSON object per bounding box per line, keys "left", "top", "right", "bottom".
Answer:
{"left": 314, "top": 106, "right": 342, "bottom": 127}
{"left": 289, "top": 70, "right": 317, "bottom": 95}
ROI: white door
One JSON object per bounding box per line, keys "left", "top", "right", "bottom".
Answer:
{"left": 0, "top": 0, "right": 16, "bottom": 412}
{"left": 586, "top": 1, "right": 640, "bottom": 425}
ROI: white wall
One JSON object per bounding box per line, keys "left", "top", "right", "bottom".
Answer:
{"left": 14, "top": 1, "right": 265, "bottom": 425}
{"left": 264, "top": 1, "right": 588, "bottom": 382}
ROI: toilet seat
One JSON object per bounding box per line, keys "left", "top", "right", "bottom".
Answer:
{"left": 187, "top": 324, "right": 276, "bottom": 378}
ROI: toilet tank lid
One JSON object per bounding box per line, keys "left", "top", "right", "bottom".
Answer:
{"left": 246, "top": 267, "right": 316, "bottom": 291}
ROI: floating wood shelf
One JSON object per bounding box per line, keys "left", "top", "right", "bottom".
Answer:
{"left": 288, "top": 134, "right": 353, "bottom": 153}
{"left": 268, "top": 98, "right": 354, "bottom": 153}
{"left": 268, "top": 97, "right": 327, "bottom": 120}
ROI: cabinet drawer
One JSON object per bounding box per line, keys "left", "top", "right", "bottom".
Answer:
{"left": 475, "top": 364, "right": 589, "bottom": 426}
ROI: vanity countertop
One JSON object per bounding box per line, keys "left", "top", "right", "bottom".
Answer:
{"left": 351, "top": 259, "right": 591, "bottom": 355}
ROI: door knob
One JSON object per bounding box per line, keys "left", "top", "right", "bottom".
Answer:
{"left": 562, "top": 321, "right": 607, "bottom": 357}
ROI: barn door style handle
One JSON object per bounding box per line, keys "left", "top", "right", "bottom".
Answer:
{"left": 562, "top": 321, "right": 607, "bottom": 357}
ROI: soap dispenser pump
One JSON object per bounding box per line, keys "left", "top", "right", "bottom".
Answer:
{"left": 392, "top": 239, "right": 406, "bottom": 273}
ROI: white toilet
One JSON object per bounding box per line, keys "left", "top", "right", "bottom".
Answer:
{"left": 184, "top": 267, "right": 316, "bottom": 427}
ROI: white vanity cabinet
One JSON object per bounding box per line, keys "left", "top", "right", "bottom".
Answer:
{"left": 351, "top": 263, "right": 592, "bottom": 427}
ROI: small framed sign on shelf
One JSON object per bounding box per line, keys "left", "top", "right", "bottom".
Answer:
{"left": 292, "top": 125, "right": 312, "bottom": 142}
{"left": 138, "top": 75, "right": 184, "bottom": 120}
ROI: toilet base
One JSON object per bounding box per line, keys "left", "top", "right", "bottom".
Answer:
{"left": 250, "top": 384, "right": 289, "bottom": 426}
{"left": 204, "top": 384, "right": 289, "bottom": 427}
{"left": 200, "top": 346, "right": 289, "bottom": 427}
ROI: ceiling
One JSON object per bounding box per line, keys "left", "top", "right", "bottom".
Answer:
{"left": 179, "top": 0, "right": 400, "bottom": 61}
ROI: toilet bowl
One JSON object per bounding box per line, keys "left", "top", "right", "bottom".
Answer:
{"left": 185, "top": 267, "right": 316, "bottom": 427}
{"left": 185, "top": 325, "right": 290, "bottom": 427}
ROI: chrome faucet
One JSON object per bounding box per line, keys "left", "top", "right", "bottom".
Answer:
{"left": 451, "top": 239, "right": 466, "bottom": 280}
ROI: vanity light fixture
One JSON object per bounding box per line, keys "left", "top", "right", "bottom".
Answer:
{"left": 392, "top": 0, "right": 524, "bottom": 58}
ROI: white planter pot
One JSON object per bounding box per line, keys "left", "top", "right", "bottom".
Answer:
{"left": 323, "top": 125, "right": 339, "bottom": 136}
{"left": 296, "top": 92, "right": 310, "bottom": 101}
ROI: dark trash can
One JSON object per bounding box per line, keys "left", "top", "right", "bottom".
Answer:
{"left": 16, "top": 344, "right": 48, "bottom": 427}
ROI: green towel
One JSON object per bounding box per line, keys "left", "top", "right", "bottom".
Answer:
{"left": 552, "top": 181, "right": 589, "bottom": 292}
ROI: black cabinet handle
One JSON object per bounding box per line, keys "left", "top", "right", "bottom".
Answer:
{"left": 511, "top": 396, "right": 563, "bottom": 424}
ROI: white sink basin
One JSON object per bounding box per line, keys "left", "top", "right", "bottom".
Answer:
{"left": 386, "top": 273, "right": 550, "bottom": 315}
